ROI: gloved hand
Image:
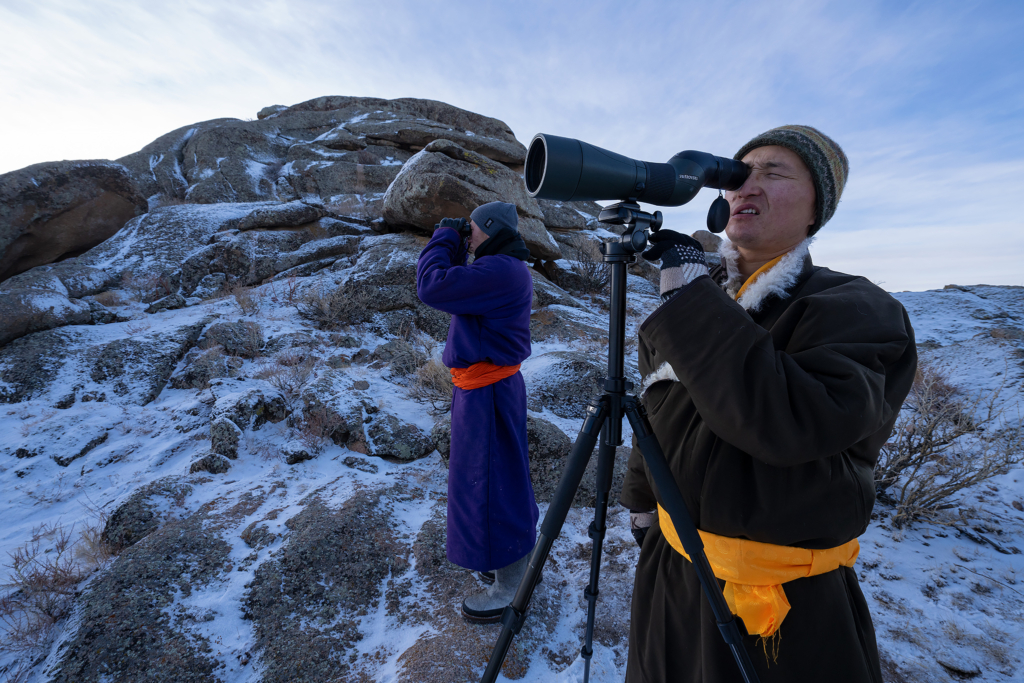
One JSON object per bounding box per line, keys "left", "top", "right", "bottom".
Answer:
{"left": 438, "top": 217, "right": 471, "bottom": 238}
{"left": 642, "top": 230, "right": 709, "bottom": 299}
{"left": 629, "top": 509, "right": 657, "bottom": 549}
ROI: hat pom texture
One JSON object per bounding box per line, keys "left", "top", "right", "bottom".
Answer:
{"left": 734, "top": 125, "right": 849, "bottom": 235}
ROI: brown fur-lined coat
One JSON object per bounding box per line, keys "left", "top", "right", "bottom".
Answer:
{"left": 620, "top": 240, "right": 917, "bottom": 683}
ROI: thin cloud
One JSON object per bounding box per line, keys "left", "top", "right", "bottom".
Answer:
{"left": 0, "top": 0, "right": 1021, "bottom": 290}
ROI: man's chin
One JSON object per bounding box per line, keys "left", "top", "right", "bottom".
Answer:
{"left": 724, "top": 224, "right": 762, "bottom": 247}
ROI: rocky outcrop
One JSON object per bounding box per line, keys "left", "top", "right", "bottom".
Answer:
{"left": 115, "top": 96, "right": 527, "bottom": 224}
{"left": 0, "top": 316, "right": 210, "bottom": 405}
{"left": 0, "top": 262, "right": 114, "bottom": 347}
{"left": 297, "top": 233, "right": 451, "bottom": 341}
{"left": 53, "top": 487, "right": 265, "bottom": 683}
{"left": 210, "top": 416, "right": 242, "bottom": 459}
{"left": 210, "top": 380, "right": 290, "bottom": 431}
{"left": 522, "top": 350, "right": 639, "bottom": 419}
{"left": 364, "top": 413, "right": 435, "bottom": 460}
{"left": 76, "top": 202, "right": 263, "bottom": 287}
{"left": 381, "top": 139, "right": 560, "bottom": 260}
{"left": 536, "top": 198, "right": 603, "bottom": 231}
{"left": 0, "top": 160, "right": 147, "bottom": 282}
{"left": 101, "top": 477, "right": 193, "bottom": 552}
{"left": 243, "top": 490, "right": 409, "bottom": 683}
{"left": 530, "top": 304, "right": 609, "bottom": 343}
{"left": 530, "top": 267, "right": 584, "bottom": 308}
{"left": 117, "top": 118, "right": 238, "bottom": 201}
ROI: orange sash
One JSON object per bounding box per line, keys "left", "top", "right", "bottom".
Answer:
{"left": 450, "top": 362, "right": 521, "bottom": 390}
{"left": 658, "top": 504, "right": 859, "bottom": 639}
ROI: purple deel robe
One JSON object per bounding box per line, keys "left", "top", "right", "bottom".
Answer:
{"left": 416, "top": 227, "right": 539, "bottom": 571}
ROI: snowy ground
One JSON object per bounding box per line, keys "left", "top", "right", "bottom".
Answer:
{"left": 0, "top": 272, "right": 1022, "bottom": 682}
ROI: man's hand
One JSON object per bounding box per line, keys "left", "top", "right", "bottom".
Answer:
{"left": 630, "top": 510, "right": 657, "bottom": 549}
{"left": 438, "top": 217, "right": 471, "bottom": 238}
{"left": 641, "top": 230, "right": 709, "bottom": 299}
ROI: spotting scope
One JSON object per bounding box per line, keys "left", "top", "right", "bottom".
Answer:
{"left": 525, "top": 133, "right": 749, "bottom": 207}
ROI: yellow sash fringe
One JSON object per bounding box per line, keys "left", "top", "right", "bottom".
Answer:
{"left": 657, "top": 504, "right": 859, "bottom": 638}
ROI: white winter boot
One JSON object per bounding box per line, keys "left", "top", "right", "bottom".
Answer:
{"left": 461, "top": 554, "right": 529, "bottom": 623}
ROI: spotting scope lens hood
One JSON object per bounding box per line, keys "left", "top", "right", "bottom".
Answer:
{"left": 525, "top": 133, "right": 749, "bottom": 207}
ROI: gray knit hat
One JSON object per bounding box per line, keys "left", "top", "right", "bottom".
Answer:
{"left": 734, "top": 125, "right": 849, "bottom": 235}
{"left": 470, "top": 201, "right": 518, "bottom": 237}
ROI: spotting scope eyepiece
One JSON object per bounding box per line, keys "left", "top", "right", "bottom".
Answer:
{"left": 524, "top": 133, "right": 749, "bottom": 207}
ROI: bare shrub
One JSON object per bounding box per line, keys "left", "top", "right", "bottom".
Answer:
{"left": 566, "top": 233, "right": 609, "bottom": 294}
{"left": 230, "top": 283, "right": 263, "bottom": 316}
{"left": 0, "top": 525, "right": 88, "bottom": 653}
{"left": 257, "top": 352, "right": 316, "bottom": 408}
{"left": 1, "top": 660, "right": 33, "bottom": 682}
{"left": 297, "top": 404, "right": 342, "bottom": 455}
{"left": 410, "top": 357, "right": 454, "bottom": 414}
{"left": 124, "top": 320, "right": 151, "bottom": 336}
{"left": 875, "top": 363, "right": 1024, "bottom": 528}
{"left": 285, "top": 276, "right": 301, "bottom": 307}
{"left": 296, "top": 283, "right": 376, "bottom": 330}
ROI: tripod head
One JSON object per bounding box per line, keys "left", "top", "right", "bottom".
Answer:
{"left": 597, "top": 201, "right": 663, "bottom": 260}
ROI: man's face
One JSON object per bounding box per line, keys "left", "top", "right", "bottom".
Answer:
{"left": 724, "top": 145, "right": 816, "bottom": 253}
{"left": 468, "top": 220, "right": 488, "bottom": 253}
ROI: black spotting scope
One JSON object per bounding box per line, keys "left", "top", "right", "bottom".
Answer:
{"left": 525, "top": 133, "right": 749, "bottom": 207}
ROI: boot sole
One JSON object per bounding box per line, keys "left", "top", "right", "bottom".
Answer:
{"left": 461, "top": 604, "right": 503, "bottom": 623}
{"left": 461, "top": 601, "right": 533, "bottom": 624}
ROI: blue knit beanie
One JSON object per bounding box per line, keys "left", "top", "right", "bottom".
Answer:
{"left": 470, "top": 201, "right": 518, "bottom": 237}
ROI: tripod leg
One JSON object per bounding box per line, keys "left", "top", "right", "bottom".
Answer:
{"left": 480, "top": 396, "right": 609, "bottom": 683}
{"left": 580, "top": 425, "right": 617, "bottom": 683}
{"left": 623, "top": 397, "right": 762, "bottom": 683}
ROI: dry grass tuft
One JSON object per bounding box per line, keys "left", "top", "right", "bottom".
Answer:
{"left": 295, "top": 283, "right": 377, "bottom": 330}
{"left": 409, "top": 357, "right": 454, "bottom": 414}
{"left": 255, "top": 352, "right": 317, "bottom": 408}
{"left": 566, "top": 233, "right": 610, "bottom": 294}
{"left": 230, "top": 283, "right": 263, "bottom": 316}
{"left": 92, "top": 290, "right": 124, "bottom": 308}
{"left": 875, "top": 362, "right": 1023, "bottom": 528}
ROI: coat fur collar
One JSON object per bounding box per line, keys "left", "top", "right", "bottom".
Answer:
{"left": 641, "top": 238, "right": 813, "bottom": 394}
{"left": 719, "top": 237, "right": 813, "bottom": 312}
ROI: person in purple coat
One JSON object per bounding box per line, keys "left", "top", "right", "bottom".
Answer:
{"left": 416, "top": 201, "right": 539, "bottom": 622}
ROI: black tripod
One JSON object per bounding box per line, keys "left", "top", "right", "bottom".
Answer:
{"left": 480, "top": 202, "right": 760, "bottom": 683}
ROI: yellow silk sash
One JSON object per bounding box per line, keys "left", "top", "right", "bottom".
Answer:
{"left": 657, "top": 504, "right": 859, "bottom": 638}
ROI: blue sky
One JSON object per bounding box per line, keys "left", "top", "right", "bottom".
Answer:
{"left": 1, "top": 0, "right": 1022, "bottom": 291}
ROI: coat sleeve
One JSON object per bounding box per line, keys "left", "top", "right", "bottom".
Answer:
{"left": 416, "top": 228, "right": 508, "bottom": 315}
{"left": 639, "top": 275, "right": 913, "bottom": 467}
{"left": 619, "top": 435, "right": 658, "bottom": 511}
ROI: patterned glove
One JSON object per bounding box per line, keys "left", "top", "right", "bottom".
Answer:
{"left": 630, "top": 510, "right": 657, "bottom": 549}
{"left": 642, "top": 230, "right": 709, "bottom": 299}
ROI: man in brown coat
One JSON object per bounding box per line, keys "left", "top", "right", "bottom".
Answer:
{"left": 620, "top": 125, "right": 917, "bottom": 682}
